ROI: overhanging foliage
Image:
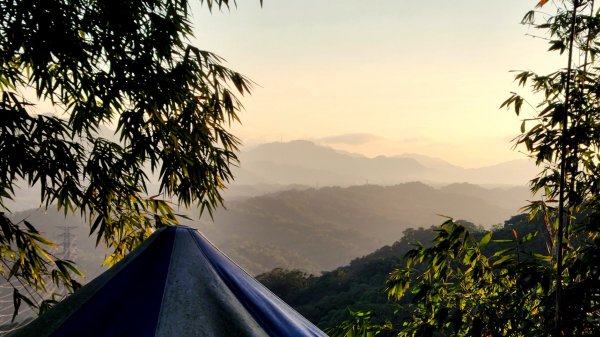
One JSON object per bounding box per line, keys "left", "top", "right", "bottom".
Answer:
{"left": 0, "top": 0, "right": 253, "bottom": 317}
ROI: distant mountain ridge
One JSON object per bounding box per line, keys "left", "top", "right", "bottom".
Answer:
{"left": 10, "top": 181, "right": 531, "bottom": 279}
{"left": 5, "top": 138, "right": 537, "bottom": 276}
{"left": 198, "top": 182, "right": 531, "bottom": 274}
{"left": 6, "top": 139, "right": 535, "bottom": 210}
{"left": 231, "top": 140, "right": 537, "bottom": 190}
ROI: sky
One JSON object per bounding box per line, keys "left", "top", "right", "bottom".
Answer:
{"left": 189, "top": 0, "right": 565, "bottom": 168}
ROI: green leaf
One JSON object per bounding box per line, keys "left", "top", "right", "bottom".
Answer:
{"left": 532, "top": 253, "right": 552, "bottom": 262}
{"left": 519, "top": 230, "right": 538, "bottom": 244}
{"left": 478, "top": 232, "right": 492, "bottom": 248}
{"left": 493, "top": 254, "right": 515, "bottom": 266}
{"left": 11, "top": 289, "right": 21, "bottom": 323}
{"left": 492, "top": 247, "right": 514, "bottom": 258}
{"left": 23, "top": 220, "right": 39, "bottom": 234}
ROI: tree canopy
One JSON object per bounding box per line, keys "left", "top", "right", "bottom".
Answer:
{"left": 0, "top": 0, "right": 253, "bottom": 316}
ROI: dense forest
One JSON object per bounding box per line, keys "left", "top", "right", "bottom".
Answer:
{"left": 257, "top": 214, "right": 548, "bottom": 332}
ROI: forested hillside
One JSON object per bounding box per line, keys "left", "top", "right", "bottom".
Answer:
{"left": 198, "top": 182, "right": 530, "bottom": 273}
{"left": 257, "top": 214, "right": 548, "bottom": 332}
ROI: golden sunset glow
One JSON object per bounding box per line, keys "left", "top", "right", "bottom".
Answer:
{"left": 192, "top": 0, "right": 563, "bottom": 167}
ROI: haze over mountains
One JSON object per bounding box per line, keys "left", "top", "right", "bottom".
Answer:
{"left": 200, "top": 140, "right": 536, "bottom": 273}
{"left": 5, "top": 138, "right": 538, "bottom": 277}
{"left": 228, "top": 140, "right": 537, "bottom": 196}
{"left": 197, "top": 182, "right": 530, "bottom": 274}
{"left": 13, "top": 181, "right": 531, "bottom": 278}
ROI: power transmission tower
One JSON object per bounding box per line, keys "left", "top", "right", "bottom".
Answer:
{"left": 57, "top": 225, "right": 77, "bottom": 259}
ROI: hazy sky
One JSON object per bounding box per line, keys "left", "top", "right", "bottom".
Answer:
{"left": 189, "top": 0, "right": 565, "bottom": 168}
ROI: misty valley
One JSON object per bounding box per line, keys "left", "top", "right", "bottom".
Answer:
{"left": 2, "top": 141, "right": 537, "bottom": 332}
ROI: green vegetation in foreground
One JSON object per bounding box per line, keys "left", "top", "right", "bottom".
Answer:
{"left": 258, "top": 214, "right": 549, "bottom": 333}
{"left": 0, "top": 0, "right": 254, "bottom": 317}
{"left": 306, "top": 1, "right": 600, "bottom": 335}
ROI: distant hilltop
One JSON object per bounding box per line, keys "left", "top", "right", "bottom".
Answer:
{"left": 231, "top": 140, "right": 538, "bottom": 189}
{"left": 198, "top": 181, "right": 532, "bottom": 274}
{"left": 5, "top": 139, "right": 537, "bottom": 212}
{"left": 12, "top": 180, "right": 532, "bottom": 277}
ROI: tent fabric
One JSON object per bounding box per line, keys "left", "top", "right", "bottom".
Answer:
{"left": 10, "top": 226, "right": 328, "bottom": 337}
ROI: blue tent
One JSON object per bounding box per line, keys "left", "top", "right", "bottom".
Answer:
{"left": 10, "top": 226, "right": 328, "bottom": 337}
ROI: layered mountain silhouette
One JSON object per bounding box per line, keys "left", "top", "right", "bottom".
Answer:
{"left": 229, "top": 140, "right": 537, "bottom": 193}
{"left": 198, "top": 182, "right": 531, "bottom": 274}
{"left": 5, "top": 138, "right": 538, "bottom": 277}
{"left": 7, "top": 139, "right": 535, "bottom": 210}
{"left": 12, "top": 181, "right": 531, "bottom": 277}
